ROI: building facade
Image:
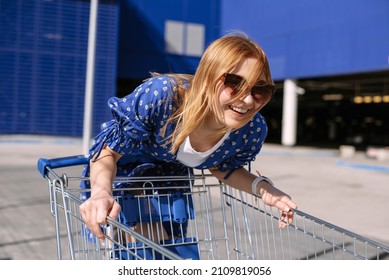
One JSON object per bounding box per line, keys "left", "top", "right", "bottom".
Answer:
{"left": 1, "top": 0, "right": 388, "bottom": 149}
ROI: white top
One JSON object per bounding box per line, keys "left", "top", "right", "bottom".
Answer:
{"left": 177, "top": 132, "right": 231, "bottom": 167}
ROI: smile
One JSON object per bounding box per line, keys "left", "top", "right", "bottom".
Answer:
{"left": 229, "top": 105, "right": 248, "bottom": 114}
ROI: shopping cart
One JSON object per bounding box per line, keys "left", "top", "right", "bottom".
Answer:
{"left": 37, "top": 155, "right": 389, "bottom": 260}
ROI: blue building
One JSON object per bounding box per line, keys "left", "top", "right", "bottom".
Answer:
{"left": 0, "top": 0, "right": 119, "bottom": 137}
{"left": 1, "top": 0, "right": 388, "bottom": 149}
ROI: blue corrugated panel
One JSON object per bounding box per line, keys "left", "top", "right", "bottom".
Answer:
{"left": 0, "top": 0, "right": 119, "bottom": 137}
{"left": 118, "top": 0, "right": 220, "bottom": 79}
{"left": 221, "top": 0, "right": 389, "bottom": 80}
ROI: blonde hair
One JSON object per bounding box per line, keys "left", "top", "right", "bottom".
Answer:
{"left": 161, "top": 32, "right": 274, "bottom": 153}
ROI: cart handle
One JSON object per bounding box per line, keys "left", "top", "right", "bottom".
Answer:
{"left": 37, "top": 155, "right": 89, "bottom": 177}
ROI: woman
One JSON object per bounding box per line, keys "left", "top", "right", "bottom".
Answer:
{"left": 80, "top": 33, "right": 297, "bottom": 241}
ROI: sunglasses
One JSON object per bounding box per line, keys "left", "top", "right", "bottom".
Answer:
{"left": 223, "top": 73, "right": 276, "bottom": 102}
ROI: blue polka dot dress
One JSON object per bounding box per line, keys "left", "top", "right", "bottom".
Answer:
{"left": 80, "top": 75, "right": 268, "bottom": 238}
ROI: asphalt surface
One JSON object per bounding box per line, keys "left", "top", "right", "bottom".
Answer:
{"left": 1, "top": 135, "right": 388, "bottom": 260}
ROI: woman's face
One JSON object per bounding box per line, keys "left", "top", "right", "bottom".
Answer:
{"left": 215, "top": 57, "right": 271, "bottom": 130}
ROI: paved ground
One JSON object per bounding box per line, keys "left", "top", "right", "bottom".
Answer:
{"left": 0, "top": 135, "right": 388, "bottom": 260}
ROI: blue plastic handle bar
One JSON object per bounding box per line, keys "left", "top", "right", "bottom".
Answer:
{"left": 37, "top": 154, "right": 89, "bottom": 177}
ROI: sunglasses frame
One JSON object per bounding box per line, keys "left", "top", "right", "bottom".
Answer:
{"left": 222, "top": 73, "right": 276, "bottom": 101}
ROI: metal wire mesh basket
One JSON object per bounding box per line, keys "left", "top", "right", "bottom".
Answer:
{"left": 37, "top": 155, "right": 389, "bottom": 260}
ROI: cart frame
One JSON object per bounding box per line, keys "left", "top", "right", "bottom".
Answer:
{"left": 37, "top": 155, "right": 389, "bottom": 260}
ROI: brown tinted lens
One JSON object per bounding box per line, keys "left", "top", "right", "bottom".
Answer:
{"left": 224, "top": 74, "right": 243, "bottom": 89}
{"left": 252, "top": 85, "right": 276, "bottom": 101}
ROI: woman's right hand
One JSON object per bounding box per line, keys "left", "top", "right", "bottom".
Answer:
{"left": 80, "top": 145, "right": 123, "bottom": 240}
{"left": 79, "top": 190, "right": 121, "bottom": 240}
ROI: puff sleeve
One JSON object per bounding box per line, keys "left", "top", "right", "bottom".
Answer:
{"left": 89, "top": 76, "right": 175, "bottom": 160}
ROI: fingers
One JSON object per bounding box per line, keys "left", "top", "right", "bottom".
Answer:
{"left": 278, "top": 209, "right": 294, "bottom": 228}
{"left": 274, "top": 197, "right": 296, "bottom": 228}
{"left": 80, "top": 198, "right": 116, "bottom": 241}
{"left": 90, "top": 211, "right": 105, "bottom": 241}
{"left": 96, "top": 205, "right": 108, "bottom": 224}
{"left": 274, "top": 196, "right": 296, "bottom": 213}
{"left": 79, "top": 203, "right": 89, "bottom": 224}
{"left": 108, "top": 201, "right": 121, "bottom": 221}
{"left": 80, "top": 204, "right": 103, "bottom": 240}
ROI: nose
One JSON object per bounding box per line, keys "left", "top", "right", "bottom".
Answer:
{"left": 240, "top": 92, "right": 266, "bottom": 109}
{"left": 240, "top": 92, "right": 255, "bottom": 104}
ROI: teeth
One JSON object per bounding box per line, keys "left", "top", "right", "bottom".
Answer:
{"left": 230, "top": 106, "right": 248, "bottom": 114}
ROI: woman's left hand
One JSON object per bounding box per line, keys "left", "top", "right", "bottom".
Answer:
{"left": 257, "top": 180, "right": 297, "bottom": 228}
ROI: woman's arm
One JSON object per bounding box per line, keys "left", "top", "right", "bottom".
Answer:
{"left": 210, "top": 167, "right": 297, "bottom": 227}
{"left": 79, "top": 145, "right": 122, "bottom": 240}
